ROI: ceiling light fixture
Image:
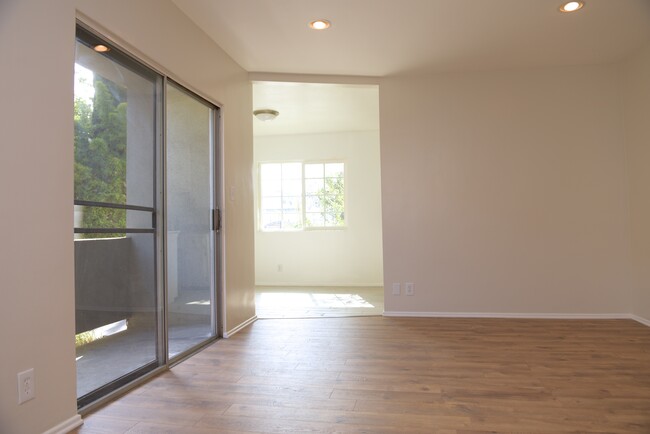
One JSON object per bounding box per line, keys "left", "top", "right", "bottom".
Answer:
{"left": 559, "top": 1, "right": 585, "bottom": 12}
{"left": 93, "top": 44, "right": 110, "bottom": 53}
{"left": 309, "top": 19, "right": 331, "bottom": 30}
{"left": 253, "top": 109, "right": 279, "bottom": 121}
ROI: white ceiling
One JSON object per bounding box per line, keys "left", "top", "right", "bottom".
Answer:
{"left": 172, "top": 0, "right": 650, "bottom": 77}
{"left": 252, "top": 82, "right": 379, "bottom": 136}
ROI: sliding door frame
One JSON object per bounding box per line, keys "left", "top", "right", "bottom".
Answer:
{"left": 163, "top": 78, "right": 223, "bottom": 364}
{"left": 76, "top": 19, "right": 225, "bottom": 414}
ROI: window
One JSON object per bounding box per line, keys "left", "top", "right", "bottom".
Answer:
{"left": 304, "top": 162, "right": 345, "bottom": 228}
{"left": 259, "top": 162, "right": 345, "bottom": 231}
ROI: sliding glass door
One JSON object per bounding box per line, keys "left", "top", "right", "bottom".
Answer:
{"left": 74, "top": 26, "right": 163, "bottom": 408}
{"left": 73, "top": 24, "right": 221, "bottom": 409}
{"left": 166, "top": 82, "right": 219, "bottom": 359}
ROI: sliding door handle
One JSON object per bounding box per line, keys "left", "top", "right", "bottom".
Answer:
{"left": 212, "top": 209, "right": 221, "bottom": 232}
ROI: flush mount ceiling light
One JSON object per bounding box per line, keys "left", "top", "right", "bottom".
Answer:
{"left": 309, "top": 19, "right": 331, "bottom": 30}
{"left": 559, "top": 1, "right": 585, "bottom": 12}
{"left": 253, "top": 109, "right": 279, "bottom": 121}
{"left": 93, "top": 44, "right": 110, "bottom": 53}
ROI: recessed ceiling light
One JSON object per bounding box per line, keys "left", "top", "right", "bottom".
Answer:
{"left": 93, "top": 44, "right": 110, "bottom": 53}
{"left": 559, "top": 1, "right": 585, "bottom": 12}
{"left": 309, "top": 19, "right": 331, "bottom": 30}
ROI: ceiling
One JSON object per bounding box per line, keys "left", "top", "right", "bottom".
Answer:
{"left": 252, "top": 82, "right": 379, "bottom": 136}
{"left": 172, "top": 0, "right": 650, "bottom": 77}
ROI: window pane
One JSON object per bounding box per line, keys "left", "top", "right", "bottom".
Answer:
{"left": 166, "top": 82, "right": 216, "bottom": 360}
{"left": 259, "top": 161, "right": 344, "bottom": 231}
{"left": 282, "top": 162, "right": 302, "bottom": 179}
{"left": 262, "top": 212, "right": 282, "bottom": 230}
{"left": 282, "top": 178, "right": 302, "bottom": 196}
{"left": 282, "top": 196, "right": 301, "bottom": 213}
{"left": 305, "top": 179, "right": 324, "bottom": 194}
{"left": 324, "top": 212, "right": 339, "bottom": 226}
{"left": 282, "top": 212, "right": 302, "bottom": 229}
{"left": 305, "top": 195, "right": 323, "bottom": 213}
{"left": 305, "top": 212, "right": 325, "bottom": 227}
{"left": 305, "top": 163, "right": 324, "bottom": 178}
{"left": 261, "top": 163, "right": 281, "bottom": 180}
{"left": 324, "top": 177, "right": 343, "bottom": 194}
{"left": 74, "top": 27, "right": 160, "bottom": 407}
{"left": 262, "top": 197, "right": 281, "bottom": 212}
{"left": 261, "top": 178, "right": 282, "bottom": 197}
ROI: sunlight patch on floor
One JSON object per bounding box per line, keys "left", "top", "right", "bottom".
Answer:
{"left": 259, "top": 292, "right": 374, "bottom": 308}
{"left": 255, "top": 286, "right": 384, "bottom": 318}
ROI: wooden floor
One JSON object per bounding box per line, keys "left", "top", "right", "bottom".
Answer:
{"left": 73, "top": 317, "right": 650, "bottom": 433}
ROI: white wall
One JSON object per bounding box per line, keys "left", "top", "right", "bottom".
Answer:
{"left": 0, "top": 1, "right": 78, "bottom": 433}
{"left": 380, "top": 64, "right": 632, "bottom": 315}
{"left": 623, "top": 43, "right": 650, "bottom": 322}
{"left": 255, "top": 131, "right": 383, "bottom": 286}
{"left": 75, "top": 0, "right": 256, "bottom": 333}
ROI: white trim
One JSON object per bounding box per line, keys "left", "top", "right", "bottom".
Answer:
{"left": 383, "top": 311, "right": 635, "bottom": 320}
{"left": 255, "top": 282, "right": 384, "bottom": 288}
{"left": 630, "top": 314, "right": 650, "bottom": 327}
{"left": 249, "top": 72, "right": 380, "bottom": 86}
{"left": 224, "top": 315, "right": 257, "bottom": 338}
{"left": 42, "top": 415, "right": 82, "bottom": 434}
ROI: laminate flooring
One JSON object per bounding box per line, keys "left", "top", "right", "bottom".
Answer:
{"left": 72, "top": 317, "right": 650, "bottom": 433}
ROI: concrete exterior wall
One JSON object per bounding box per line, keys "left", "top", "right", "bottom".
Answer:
{"left": 75, "top": 238, "right": 130, "bottom": 333}
{"left": 166, "top": 84, "right": 213, "bottom": 293}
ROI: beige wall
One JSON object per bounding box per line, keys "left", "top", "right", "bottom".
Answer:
{"left": 254, "top": 131, "right": 383, "bottom": 286}
{"left": 0, "top": 1, "right": 78, "bottom": 433}
{"left": 380, "top": 64, "right": 632, "bottom": 314}
{"left": 623, "top": 43, "right": 650, "bottom": 322}
{"left": 75, "top": 0, "right": 256, "bottom": 333}
{"left": 1, "top": 1, "right": 255, "bottom": 431}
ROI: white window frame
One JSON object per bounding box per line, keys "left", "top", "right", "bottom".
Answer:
{"left": 258, "top": 160, "right": 346, "bottom": 232}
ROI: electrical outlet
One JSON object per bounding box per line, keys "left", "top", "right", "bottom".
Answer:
{"left": 405, "top": 282, "right": 415, "bottom": 296}
{"left": 17, "top": 369, "right": 35, "bottom": 404}
{"left": 392, "top": 283, "right": 401, "bottom": 295}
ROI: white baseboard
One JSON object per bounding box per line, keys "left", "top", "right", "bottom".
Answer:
{"left": 383, "top": 311, "right": 637, "bottom": 321}
{"left": 255, "top": 283, "right": 383, "bottom": 288}
{"left": 630, "top": 314, "right": 650, "bottom": 327}
{"left": 224, "top": 315, "right": 257, "bottom": 338}
{"left": 43, "top": 414, "right": 82, "bottom": 434}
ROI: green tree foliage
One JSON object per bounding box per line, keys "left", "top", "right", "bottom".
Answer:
{"left": 322, "top": 176, "right": 345, "bottom": 225}
{"left": 305, "top": 175, "right": 345, "bottom": 227}
{"left": 74, "top": 76, "right": 127, "bottom": 238}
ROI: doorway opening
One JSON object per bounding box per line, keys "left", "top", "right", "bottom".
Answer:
{"left": 252, "top": 81, "right": 384, "bottom": 318}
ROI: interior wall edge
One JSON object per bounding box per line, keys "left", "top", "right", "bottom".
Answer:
{"left": 223, "top": 315, "right": 258, "bottom": 338}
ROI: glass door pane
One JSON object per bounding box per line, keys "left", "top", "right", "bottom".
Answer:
{"left": 74, "top": 26, "right": 162, "bottom": 408}
{"left": 166, "top": 82, "right": 217, "bottom": 359}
